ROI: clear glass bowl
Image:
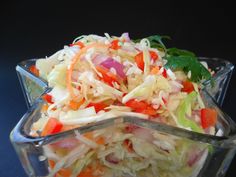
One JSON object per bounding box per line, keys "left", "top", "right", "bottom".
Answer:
{"left": 10, "top": 90, "right": 236, "bottom": 177}
{"left": 16, "top": 57, "right": 234, "bottom": 108}
{"left": 16, "top": 59, "right": 48, "bottom": 108}
{"left": 199, "top": 57, "right": 234, "bottom": 106}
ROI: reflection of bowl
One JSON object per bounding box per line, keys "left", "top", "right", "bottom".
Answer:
{"left": 15, "top": 57, "right": 234, "bottom": 108}
{"left": 10, "top": 89, "right": 236, "bottom": 177}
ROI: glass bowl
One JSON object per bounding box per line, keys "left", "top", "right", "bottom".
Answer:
{"left": 16, "top": 57, "right": 234, "bottom": 108}
{"left": 10, "top": 90, "right": 236, "bottom": 177}
{"left": 199, "top": 57, "right": 234, "bottom": 106}
{"left": 16, "top": 59, "right": 48, "bottom": 108}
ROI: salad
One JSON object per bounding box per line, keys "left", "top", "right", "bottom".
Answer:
{"left": 29, "top": 33, "right": 218, "bottom": 177}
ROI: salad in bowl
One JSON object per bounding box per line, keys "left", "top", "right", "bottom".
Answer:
{"left": 11, "top": 33, "right": 236, "bottom": 177}
{"left": 32, "top": 33, "right": 216, "bottom": 135}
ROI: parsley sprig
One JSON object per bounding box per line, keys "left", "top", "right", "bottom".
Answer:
{"left": 133, "top": 35, "right": 212, "bottom": 82}
{"left": 165, "top": 55, "right": 211, "bottom": 82}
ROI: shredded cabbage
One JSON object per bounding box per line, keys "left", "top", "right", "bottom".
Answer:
{"left": 47, "top": 63, "right": 67, "bottom": 87}
{"left": 122, "top": 75, "right": 157, "bottom": 103}
{"left": 75, "top": 131, "right": 98, "bottom": 148}
{"left": 176, "top": 92, "right": 204, "bottom": 133}
{"left": 48, "top": 144, "right": 90, "bottom": 177}
{"left": 31, "top": 33, "right": 218, "bottom": 177}
{"left": 143, "top": 49, "right": 150, "bottom": 75}
{"left": 71, "top": 151, "right": 95, "bottom": 177}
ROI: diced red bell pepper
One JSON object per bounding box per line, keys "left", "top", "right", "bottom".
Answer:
{"left": 125, "top": 99, "right": 157, "bottom": 116}
{"left": 149, "top": 51, "right": 159, "bottom": 61}
{"left": 141, "top": 106, "right": 157, "bottom": 116}
{"left": 162, "top": 68, "right": 167, "bottom": 78}
{"left": 123, "top": 139, "right": 134, "bottom": 153}
{"left": 29, "top": 65, "right": 39, "bottom": 76}
{"left": 69, "top": 41, "right": 84, "bottom": 48}
{"left": 41, "top": 118, "right": 63, "bottom": 136}
{"left": 134, "top": 51, "right": 159, "bottom": 71}
{"left": 200, "top": 108, "right": 217, "bottom": 128}
{"left": 134, "top": 52, "right": 145, "bottom": 71}
{"left": 87, "top": 102, "right": 107, "bottom": 113}
{"left": 110, "top": 39, "right": 121, "bottom": 50}
{"left": 42, "top": 94, "right": 54, "bottom": 104}
{"left": 96, "top": 65, "right": 120, "bottom": 86}
{"left": 125, "top": 99, "right": 148, "bottom": 110}
{"left": 182, "top": 81, "right": 194, "bottom": 93}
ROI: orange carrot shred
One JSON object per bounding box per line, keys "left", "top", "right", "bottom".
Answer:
{"left": 69, "top": 98, "right": 85, "bottom": 110}
{"left": 150, "top": 66, "right": 160, "bottom": 75}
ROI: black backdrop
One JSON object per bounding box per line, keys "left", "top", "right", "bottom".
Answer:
{"left": 0, "top": 1, "right": 236, "bottom": 177}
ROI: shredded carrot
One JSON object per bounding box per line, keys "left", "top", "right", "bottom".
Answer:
{"left": 83, "top": 132, "right": 105, "bottom": 145}
{"left": 77, "top": 164, "right": 102, "bottom": 177}
{"left": 50, "top": 159, "right": 103, "bottom": 177}
{"left": 66, "top": 43, "right": 108, "bottom": 99}
{"left": 49, "top": 160, "right": 72, "bottom": 177}
{"left": 48, "top": 159, "right": 55, "bottom": 169}
{"left": 41, "top": 104, "right": 49, "bottom": 112}
{"left": 96, "top": 137, "right": 105, "bottom": 145}
{"left": 77, "top": 166, "right": 95, "bottom": 177}
{"left": 58, "top": 168, "right": 72, "bottom": 177}
{"left": 69, "top": 98, "right": 85, "bottom": 110}
{"left": 83, "top": 132, "right": 94, "bottom": 140}
{"left": 150, "top": 66, "right": 160, "bottom": 75}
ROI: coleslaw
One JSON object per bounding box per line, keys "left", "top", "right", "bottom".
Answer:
{"left": 29, "top": 33, "right": 218, "bottom": 177}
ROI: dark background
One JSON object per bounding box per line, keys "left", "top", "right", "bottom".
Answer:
{"left": 0, "top": 1, "right": 235, "bottom": 177}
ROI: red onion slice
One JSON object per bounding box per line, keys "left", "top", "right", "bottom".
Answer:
{"left": 51, "top": 138, "right": 79, "bottom": 149}
{"left": 105, "top": 153, "right": 120, "bottom": 164}
{"left": 100, "top": 58, "right": 126, "bottom": 78}
{"left": 92, "top": 55, "right": 108, "bottom": 65}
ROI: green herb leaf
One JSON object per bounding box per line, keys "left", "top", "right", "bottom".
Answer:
{"left": 146, "top": 35, "right": 170, "bottom": 50}
{"left": 133, "top": 36, "right": 212, "bottom": 83}
{"left": 165, "top": 55, "right": 211, "bottom": 82}
{"left": 133, "top": 35, "right": 170, "bottom": 51}
{"left": 167, "top": 47, "right": 196, "bottom": 57}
